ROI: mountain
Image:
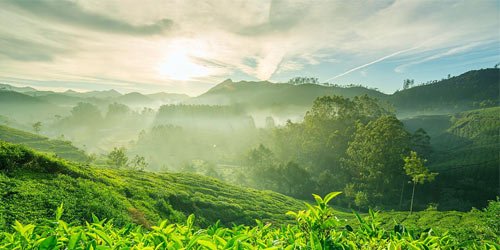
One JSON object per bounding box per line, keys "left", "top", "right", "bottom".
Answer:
{"left": 83, "top": 89, "right": 122, "bottom": 98}
{"left": 147, "top": 92, "right": 190, "bottom": 104}
{"left": 0, "top": 91, "right": 63, "bottom": 121}
{"left": 114, "top": 92, "right": 155, "bottom": 106}
{"left": 0, "top": 83, "right": 36, "bottom": 93}
{"left": 0, "top": 124, "right": 88, "bottom": 162}
{"left": 390, "top": 68, "right": 499, "bottom": 116}
{"left": 0, "top": 140, "right": 304, "bottom": 229}
{"left": 190, "top": 79, "right": 387, "bottom": 108}
{"left": 35, "top": 93, "right": 86, "bottom": 106}
{"left": 189, "top": 68, "right": 498, "bottom": 118}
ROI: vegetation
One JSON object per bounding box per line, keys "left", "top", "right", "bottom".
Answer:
{"left": 0, "top": 125, "right": 88, "bottom": 162}
{"left": 403, "top": 151, "right": 437, "bottom": 214}
{"left": 0, "top": 141, "right": 304, "bottom": 230}
{"left": 0, "top": 67, "right": 498, "bottom": 248}
{"left": 0, "top": 193, "right": 498, "bottom": 249}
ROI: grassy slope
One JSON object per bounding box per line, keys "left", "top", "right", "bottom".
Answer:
{"left": 0, "top": 125, "right": 88, "bottom": 162}
{"left": 0, "top": 141, "right": 304, "bottom": 231}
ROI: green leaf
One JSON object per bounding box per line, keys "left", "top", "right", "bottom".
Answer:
{"left": 55, "top": 203, "right": 64, "bottom": 221}
{"left": 323, "top": 192, "right": 342, "bottom": 205}
{"left": 197, "top": 239, "right": 217, "bottom": 250}
{"left": 68, "top": 232, "right": 82, "bottom": 250}
{"left": 38, "top": 236, "right": 57, "bottom": 250}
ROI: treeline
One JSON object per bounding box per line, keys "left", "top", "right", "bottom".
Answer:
{"left": 240, "top": 95, "right": 432, "bottom": 210}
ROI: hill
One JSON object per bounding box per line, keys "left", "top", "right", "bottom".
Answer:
{"left": 402, "top": 107, "right": 500, "bottom": 210}
{"left": 390, "top": 68, "right": 499, "bottom": 116}
{"left": 114, "top": 92, "right": 155, "bottom": 106}
{"left": 189, "top": 69, "right": 498, "bottom": 119}
{"left": 0, "top": 125, "right": 88, "bottom": 162}
{"left": 189, "top": 79, "right": 387, "bottom": 109}
{"left": 147, "top": 92, "right": 190, "bottom": 104}
{"left": 0, "top": 141, "right": 304, "bottom": 230}
{"left": 0, "top": 83, "right": 36, "bottom": 92}
{"left": 0, "top": 91, "right": 63, "bottom": 122}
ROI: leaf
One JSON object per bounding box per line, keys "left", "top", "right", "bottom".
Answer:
{"left": 187, "top": 214, "right": 195, "bottom": 229}
{"left": 312, "top": 194, "right": 323, "bottom": 206}
{"left": 68, "top": 232, "right": 82, "bottom": 250}
{"left": 323, "top": 192, "right": 342, "bottom": 205}
{"left": 55, "top": 203, "right": 64, "bottom": 221}
{"left": 38, "top": 235, "right": 57, "bottom": 250}
{"left": 197, "top": 239, "right": 217, "bottom": 250}
{"left": 92, "top": 229, "right": 112, "bottom": 246}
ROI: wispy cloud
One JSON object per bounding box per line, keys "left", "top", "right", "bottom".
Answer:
{"left": 326, "top": 44, "right": 424, "bottom": 81}
{"left": 394, "top": 42, "right": 487, "bottom": 73}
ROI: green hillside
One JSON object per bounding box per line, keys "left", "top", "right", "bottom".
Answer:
{"left": 0, "top": 141, "right": 304, "bottom": 231}
{"left": 0, "top": 91, "right": 63, "bottom": 121}
{"left": 189, "top": 69, "right": 498, "bottom": 117}
{"left": 189, "top": 79, "right": 387, "bottom": 109}
{"left": 403, "top": 107, "right": 500, "bottom": 210}
{"left": 390, "top": 68, "right": 499, "bottom": 116}
{"left": 0, "top": 125, "right": 88, "bottom": 162}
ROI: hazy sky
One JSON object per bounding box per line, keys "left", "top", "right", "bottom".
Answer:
{"left": 0, "top": 0, "right": 498, "bottom": 95}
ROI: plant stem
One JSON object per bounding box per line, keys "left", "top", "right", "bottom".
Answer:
{"left": 410, "top": 181, "right": 416, "bottom": 215}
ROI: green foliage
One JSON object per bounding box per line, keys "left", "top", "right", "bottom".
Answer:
{"left": 404, "top": 151, "right": 437, "bottom": 185}
{"left": 0, "top": 141, "right": 303, "bottom": 230}
{"left": 32, "top": 121, "right": 42, "bottom": 134}
{"left": 130, "top": 154, "right": 148, "bottom": 171}
{"left": 107, "top": 147, "right": 128, "bottom": 168}
{"left": 344, "top": 115, "right": 411, "bottom": 207}
{"left": 0, "top": 193, "right": 497, "bottom": 249}
{"left": 0, "top": 125, "right": 88, "bottom": 162}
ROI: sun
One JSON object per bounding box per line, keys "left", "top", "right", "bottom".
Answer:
{"left": 157, "top": 48, "right": 211, "bottom": 81}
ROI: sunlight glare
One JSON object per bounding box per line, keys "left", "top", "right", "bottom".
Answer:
{"left": 157, "top": 47, "right": 211, "bottom": 81}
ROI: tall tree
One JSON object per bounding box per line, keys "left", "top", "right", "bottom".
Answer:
{"left": 32, "top": 121, "right": 42, "bottom": 134}
{"left": 344, "top": 115, "right": 411, "bottom": 207}
{"left": 403, "top": 151, "right": 438, "bottom": 214}
{"left": 107, "top": 147, "right": 128, "bottom": 168}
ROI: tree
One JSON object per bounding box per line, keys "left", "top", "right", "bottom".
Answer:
{"left": 344, "top": 115, "right": 411, "bottom": 207}
{"left": 32, "top": 121, "right": 42, "bottom": 134}
{"left": 278, "top": 161, "right": 314, "bottom": 198}
{"left": 411, "top": 128, "right": 432, "bottom": 160}
{"left": 403, "top": 151, "right": 438, "bottom": 214}
{"left": 107, "top": 147, "right": 128, "bottom": 168}
{"left": 403, "top": 79, "right": 414, "bottom": 89}
{"left": 265, "top": 116, "right": 275, "bottom": 129}
{"left": 69, "top": 102, "right": 102, "bottom": 126}
{"left": 130, "top": 154, "right": 148, "bottom": 171}
{"left": 106, "top": 102, "right": 131, "bottom": 121}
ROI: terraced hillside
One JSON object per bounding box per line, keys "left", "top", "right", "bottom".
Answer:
{"left": 0, "top": 141, "right": 304, "bottom": 231}
{"left": 0, "top": 125, "right": 88, "bottom": 162}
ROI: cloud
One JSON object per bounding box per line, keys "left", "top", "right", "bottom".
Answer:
{"left": 2, "top": 0, "right": 172, "bottom": 35}
{"left": 0, "top": 37, "right": 65, "bottom": 61}
{"left": 326, "top": 44, "right": 424, "bottom": 81}
{"left": 394, "top": 42, "right": 487, "bottom": 73}
{"left": 0, "top": 0, "right": 498, "bottom": 95}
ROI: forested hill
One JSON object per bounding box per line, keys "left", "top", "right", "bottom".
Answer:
{"left": 188, "top": 79, "right": 387, "bottom": 108}
{"left": 0, "top": 141, "right": 304, "bottom": 230}
{"left": 189, "top": 68, "right": 499, "bottom": 116}
{"left": 390, "top": 68, "right": 499, "bottom": 116}
{"left": 402, "top": 107, "right": 499, "bottom": 210}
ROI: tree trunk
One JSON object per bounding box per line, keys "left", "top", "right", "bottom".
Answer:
{"left": 399, "top": 180, "right": 405, "bottom": 210}
{"left": 409, "top": 181, "right": 416, "bottom": 215}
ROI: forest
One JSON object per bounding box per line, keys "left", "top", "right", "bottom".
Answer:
{"left": 0, "top": 68, "right": 499, "bottom": 248}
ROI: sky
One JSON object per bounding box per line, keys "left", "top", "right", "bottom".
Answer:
{"left": 0, "top": 0, "right": 498, "bottom": 96}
